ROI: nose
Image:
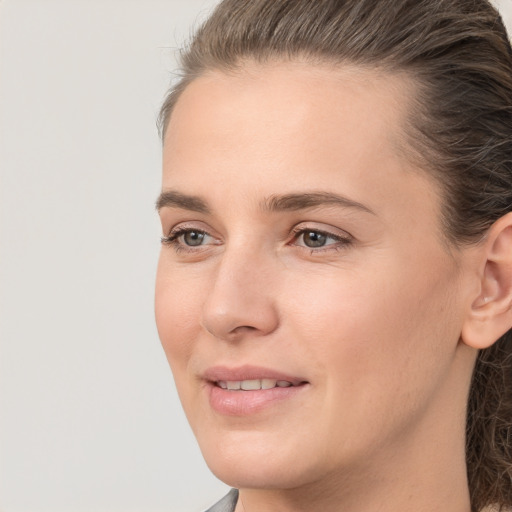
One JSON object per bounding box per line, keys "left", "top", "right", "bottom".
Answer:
{"left": 200, "top": 249, "right": 280, "bottom": 342}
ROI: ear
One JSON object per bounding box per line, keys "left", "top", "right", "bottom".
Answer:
{"left": 461, "top": 212, "right": 512, "bottom": 350}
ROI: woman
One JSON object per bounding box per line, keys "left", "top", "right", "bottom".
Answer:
{"left": 155, "top": 1, "right": 512, "bottom": 511}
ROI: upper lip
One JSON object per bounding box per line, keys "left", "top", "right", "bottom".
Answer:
{"left": 202, "top": 365, "right": 308, "bottom": 386}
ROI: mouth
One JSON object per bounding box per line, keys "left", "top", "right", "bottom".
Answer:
{"left": 216, "top": 379, "right": 297, "bottom": 390}
{"left": 203, "top": 366, "right": 309, "bottom": 416}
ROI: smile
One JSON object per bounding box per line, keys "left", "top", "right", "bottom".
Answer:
{"left": 204, "top": 367, "right": 309, "bottom": 416}
{"left": 216, "top": 379, "right": 294, "bottom": 390}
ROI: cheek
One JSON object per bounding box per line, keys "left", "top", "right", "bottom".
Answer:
{"left": 155, "top": 256, "right": 203, "bottom": 368}
{"left": 284, "top": 254, "right": 462, "bottom": 410}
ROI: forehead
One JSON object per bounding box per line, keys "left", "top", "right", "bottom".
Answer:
{"left": 162, "top": 61, "right": 441, "bottom": 236}
{"left": 165, "top": 61, "right": 413, "bottom": 146}
{"left": 163, "top": 62, "right": 417, "bottom": 182}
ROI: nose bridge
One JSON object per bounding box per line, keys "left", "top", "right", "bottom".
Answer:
{"left": 201, "top": 242, "right": 279, "bottom": 340}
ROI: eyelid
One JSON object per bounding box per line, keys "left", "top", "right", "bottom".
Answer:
{"left": 160, "top": 222, "right": 221, "bottom": 252}
{"left": 160, "top": 221, "right": 353, "bottom": 254}
{"left": 161, "top": 227, "right": 211, "bottom": 244}
{"left": 290, "top": 222, "right": 353, "bottom": 239}
{"left": 163, "top": 220, "right": 218, "bottom": 240}
{"left": 289, "top": 224, "right": 354, "bottom": 251}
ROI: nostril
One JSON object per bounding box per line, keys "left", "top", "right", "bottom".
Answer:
{"left": 231, "top": 325, "right": 257, "bottom": 333}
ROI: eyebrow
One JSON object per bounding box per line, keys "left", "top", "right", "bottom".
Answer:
{"left": 156, "top": 190, "right": 210, "bottom": 213}
{"left": 262, "top": 192, "right": 375, "bottom": 215}
{"left": 156, "top": 189, "right": 375, "bottom": 216}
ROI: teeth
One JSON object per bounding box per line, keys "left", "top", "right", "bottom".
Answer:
{"left": 241, "top": 379, "right": 260, "bottom": 390}
{"left": 217, "top": 379, "right": 292, "bottom": 390}
{"left": 261, "top": 379, "right": 277, "bottom": 389}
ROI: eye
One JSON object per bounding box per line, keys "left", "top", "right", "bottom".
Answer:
{"left": 291, "top": 227, "right": 352, "bottom": 251}
{"left": 161, "top": 227, "right": 217, "bottom": 251}
{"left": 181, "top": 230, "right": 207, "bottom": 246}
{"left": 300, "top": 230, "right": 330, "bottom": 248}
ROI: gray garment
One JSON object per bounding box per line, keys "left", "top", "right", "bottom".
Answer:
{"left": 205, "top": 489, "right": 239, "bottom": 512}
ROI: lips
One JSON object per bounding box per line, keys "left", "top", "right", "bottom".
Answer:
{"left": 203, "top": 365, "right": 309, "bottom": 416}
{"left": 217, "top": 379, "right": 294, "bottom": 390}
{"left": 203, "top": 365, "right": 306, "bottom": 385}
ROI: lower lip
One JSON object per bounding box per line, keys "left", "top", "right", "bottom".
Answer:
{"left": 207, "top": 382, "right": 308, "bottom": 416}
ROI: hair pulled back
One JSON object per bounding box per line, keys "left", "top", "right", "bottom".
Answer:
{"left": 159, "top": 1, "right": 512, "bottom": 510}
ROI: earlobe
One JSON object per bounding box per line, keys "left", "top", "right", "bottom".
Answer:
{"left": 461, "top": 212, "right": 512, "bottom": 350}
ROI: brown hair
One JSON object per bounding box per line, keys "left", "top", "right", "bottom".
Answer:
{"left": 158, "top": 1, "right": 512, "bottom": 510}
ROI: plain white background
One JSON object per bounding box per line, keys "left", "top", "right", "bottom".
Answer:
{"left": 0, "top": 1, "right": 511, "bottom": 511}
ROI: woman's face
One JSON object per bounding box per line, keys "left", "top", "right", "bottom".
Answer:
{"left": 156, "top": 63, "right": 476, "bottom": 490}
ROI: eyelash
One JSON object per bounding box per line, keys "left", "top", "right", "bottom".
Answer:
{"left": 289, "top": 226, "right": 353, "bottom": 253}
{"left": 161, "top": 226, "right": 353, "bottom": 254}
{"left": 160, "top": 227, "right": 213, "bottom": 254}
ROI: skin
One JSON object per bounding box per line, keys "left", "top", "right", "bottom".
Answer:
{"left": 155, "top": 62, "right": 485, "bottom": 512}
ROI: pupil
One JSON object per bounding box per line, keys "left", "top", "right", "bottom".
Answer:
{"left": 304, "top": 231, "right": 326, "bottom": 248}
{"left": 184, "top": 231, "right": 204, "bottom": 246}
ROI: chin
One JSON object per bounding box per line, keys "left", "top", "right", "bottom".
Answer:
{"left": 207, "top": 456, "right": 315, "bottom": 491}
{"left": 196, "top": 428, "right": 329, "bottom": 490}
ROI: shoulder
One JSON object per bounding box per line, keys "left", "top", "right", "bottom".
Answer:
{"left": 204, "top": 489, "right": 239, "bottom": 512}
